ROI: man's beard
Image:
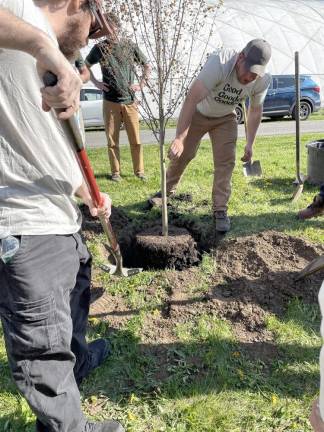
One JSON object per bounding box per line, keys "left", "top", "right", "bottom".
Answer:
{"left": 57, "top": 15, "right": 88, "bottom": 60}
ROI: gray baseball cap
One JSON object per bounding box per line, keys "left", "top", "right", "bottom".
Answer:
{"left": 242, "top": 39, "right": 271, "bottom": 77}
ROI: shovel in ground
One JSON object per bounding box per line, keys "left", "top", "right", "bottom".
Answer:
{"left": 242, "top": 102, "right": 262, "bottom": 177}
{"left": 44, "top": 72, "right": 142, "bottom": 277}
{"left": 295, "top": 255, "right": 324, "bottom": 281}
{"left": 292, "top": 51, "right": 305, "bottom": 202}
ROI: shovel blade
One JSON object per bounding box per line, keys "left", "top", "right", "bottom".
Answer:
{"left": 295, "top": 255, "right": 324, "bottom": 281}
{"left": 99, "top": 263, "right": 143, "bottom": 277}
{"left": 243, "top": 160, "right": 262, "bottom": 177}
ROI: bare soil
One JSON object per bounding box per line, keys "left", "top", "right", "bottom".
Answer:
{"left": 134, "top": 225, "right": 200, "bottom": 270}
{"left": 82, "top": 203, "right": 324, "bottom": 388}
{"left": 81, "top": 204, "right": 201, "bottom": 270}
{"left": 82, "top": 206, "right": 324, "bottom": 367}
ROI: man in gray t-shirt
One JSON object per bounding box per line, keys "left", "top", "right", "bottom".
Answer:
{"left": 0, "top": 1, "right": 123, "bottom": 431}
{"left": 151, "top": 39, "right": 271, "bottom": 233}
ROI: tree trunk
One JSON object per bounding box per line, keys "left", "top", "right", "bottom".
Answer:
{"left": 159, "top": 123, "right": 168, "bottom": 236}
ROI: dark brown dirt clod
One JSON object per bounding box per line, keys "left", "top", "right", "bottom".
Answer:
{"left": 134, "top": 225, "right": 200, "bottom": 270}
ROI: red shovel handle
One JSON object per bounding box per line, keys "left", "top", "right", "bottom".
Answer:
{"left": 77, "top": 149, "right": 103, "bottom": 207}
{"left": 76, "top": 149, "right": 119, "bottom": 252}
{"left": 43, "top": 72, "right": 120, "bottom": 253}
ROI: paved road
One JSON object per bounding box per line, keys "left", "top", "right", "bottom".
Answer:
{"left": 85, "top": 119, "right": 324, "bottom": 148}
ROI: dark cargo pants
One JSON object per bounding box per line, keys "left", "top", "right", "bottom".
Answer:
{"left": 0, "top": 233, "right": 92, "bottom": 431}
{"left": 320, "top": 184, "right": 324, "bottom": 199}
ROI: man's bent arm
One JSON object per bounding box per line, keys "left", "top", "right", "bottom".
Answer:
{"left": 241, "top": 104, "right": 263, "bottom": 162}
{"left": 0, "top": 6, "right": 48, "bottom": 55}
{"left": 246, "top": 104, "right": 263, "bottom": 148}
{"left": 139, "top": 63, "right": 151, "bottom": 89}
{"left": 176, "top": 80, "right": 209, "bottom": 141}
{"left": 88, "top": 67, "right": 99, "bottom": 86}
{"left": 75, "top": 181, "right": 112, "bottom": 219}
{"left": 75, "top": 180, "right": 93, "bottom": 208}
{"left": 168, "top": 79, "right": 210, "bottom": 160}
{"left": 0, "top": 7, "right": 82, "bottom": 119}
{"left": 175, "top": 79, "right": 210, "bottom": 142}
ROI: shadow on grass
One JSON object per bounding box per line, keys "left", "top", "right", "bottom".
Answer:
{"left": 84, "top": 266, "right": 324, "bottom": 403}
{"left": 0, "top": 292, "right": 322, "bottom": 431}
{"left": 249, "top": 177, "right": 320, "bottom": 195}
{"left": 81, "top": 326, "right": 320, "bottom": 404}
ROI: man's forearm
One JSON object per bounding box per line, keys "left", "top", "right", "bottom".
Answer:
{"left": 175, "top": 96, "right": 198, "bottom": 141}
{"left": 139, "top": 63, "right": 151, "bottom": 88}
{"left": 175, "top": 80, "right": 210, "bottom": 142}
{"left": 88, "top": 67, "right": 98, "bottom": 85}
{"left": 246, "top": 105, "right": 263, "bottom": 147}
{"left": 75, "top": 180, "right": 92, "bottom": 207}
{"left": 78, "top": 66, "right": 90, "bottom": 83}
{"left": 0, "top": 7, "right": 51, "bottom": 57}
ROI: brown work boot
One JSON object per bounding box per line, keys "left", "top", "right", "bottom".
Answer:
{"left": 214, "top": 210, "right": 231, "bottom": 233}
{"left": 298, "top": 194, "right": 324, "bottom": 220}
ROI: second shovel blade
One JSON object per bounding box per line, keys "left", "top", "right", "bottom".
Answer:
{"left": 243, "top": 160, "right": 262, "bottom": 177}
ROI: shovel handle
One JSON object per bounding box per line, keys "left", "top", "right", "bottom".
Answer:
{"left": 76, "top": 150, "right": 120, "bottom": 252}
{"left": 43, "top": 71, "right": 119, "bottom": 252}
{"left": 77, "top": 149, "right": 103, "bottom": 207}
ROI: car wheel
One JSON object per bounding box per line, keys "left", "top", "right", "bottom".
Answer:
{"left": 235, "top": 105, "right": 243, "bottom": 124}
{"left": 292, "top": 101, "right": 312, "bottom": 121}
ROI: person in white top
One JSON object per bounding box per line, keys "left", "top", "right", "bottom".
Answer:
{"left": 310, "top": 280, "right": 324, "bottom": 432}
{"left": 150, "top": 39, "right": 271, "bottom": 233}
{"left": 0, "top": 1, "right": 124, "bottom": 431}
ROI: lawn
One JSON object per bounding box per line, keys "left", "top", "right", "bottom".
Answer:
{"left": 0, "top": 133, "right": 323, "bottom": 432}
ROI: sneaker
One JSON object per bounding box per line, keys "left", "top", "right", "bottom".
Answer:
{"left": 84, "top": 420, "right": 125, "bottom": 432}
{"left": 148, "top": 191, "right": 163, "bottom": 208}
{"left": 298, "top": 194, "right": 324, "bottom": 220}
{"left": 136, "top": 173, "right": 147, "bottom": 182}
{"left": 214, "top": 210, "right": 231, "bottom": 233}
{"left": 111, "top": 174, "right": 122, "bottom": 182}
{"left": 76, "top": 339, "right": 111, "bottom": 386}
{"left": 148, "top": 191, "right": 174, "bottom": 208}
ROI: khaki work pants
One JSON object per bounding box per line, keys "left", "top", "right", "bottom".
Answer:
{"left": 103, "top": 100, "right": 144, "bottom": 176}
{"left": 167, "top": 110, "right": 238, "bottom": 212}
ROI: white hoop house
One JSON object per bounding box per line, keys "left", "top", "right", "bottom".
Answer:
{"left": 205, "top": 0, "right": 324, "bottom": 104}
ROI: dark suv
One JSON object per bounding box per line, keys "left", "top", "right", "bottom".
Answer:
{"left": 235, "top": 74, "right": 321, "bottom": 123}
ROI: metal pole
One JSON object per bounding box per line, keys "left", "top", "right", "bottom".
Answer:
{"left": 295, "top": 51, "right": 301, "bottom": 183}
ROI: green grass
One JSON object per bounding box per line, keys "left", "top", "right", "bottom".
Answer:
{"left": 310, "top": 108, "right": 324, "bottom": 121}
{"left": 0, "top": 132, "right": 323, "bottom": 431}
{"left": 91, "top": 132, "right": 323, "bottom": 243}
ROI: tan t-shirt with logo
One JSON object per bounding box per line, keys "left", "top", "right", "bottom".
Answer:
{"left": 197, "top": 48, "right": 271, "bottom": 118}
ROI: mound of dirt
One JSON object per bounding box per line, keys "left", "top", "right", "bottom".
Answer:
{"left": 91, "top": 230, "right": 324, "bottom": 345}
{"left": 80, "top": 204, "right": 201, "bottom": 271}
{"left": 169, "top": 231, "right": 324, "bottom": 343}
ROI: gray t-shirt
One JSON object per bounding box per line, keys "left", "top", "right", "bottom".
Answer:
{"left": 197, "top": 48, "right": 271, "bottom": 118}
{"left": 0, "top": 0, "right": 83, "bottom": 235}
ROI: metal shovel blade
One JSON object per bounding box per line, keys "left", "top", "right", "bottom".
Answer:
{"left": 99, "top": 263, "right": 143, "bottom": 277}
{"left": 243, "top": 160, "right": 262, "bottom": 177}
{"left": 100, "top": 243, "right": 142, "bottom": 277}
{"left": 295, "top": 255, "right": 324, "bottom": 281}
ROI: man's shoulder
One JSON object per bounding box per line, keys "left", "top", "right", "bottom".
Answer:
{"left": 209, "top": 47, "right": 238, "bottom": 65}
{"left": 254, "top": 72, "right": 272, "bottom": 90}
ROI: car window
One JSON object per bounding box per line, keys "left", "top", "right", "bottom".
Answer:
{"left": 81, "top": 89, "right": 103, "bottom": 101}
{"left": 272, "top": 78, "right": 278, "bottom": 90}
{"left": 277, "top": 77, "right": 294, "bottom": 88}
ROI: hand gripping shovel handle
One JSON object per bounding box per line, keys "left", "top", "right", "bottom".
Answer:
{"left": 43, "top": 71, "right": 120, "bottom": 256}
{"left": 76, "top": 145, "right": 120, "bottom": 254}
